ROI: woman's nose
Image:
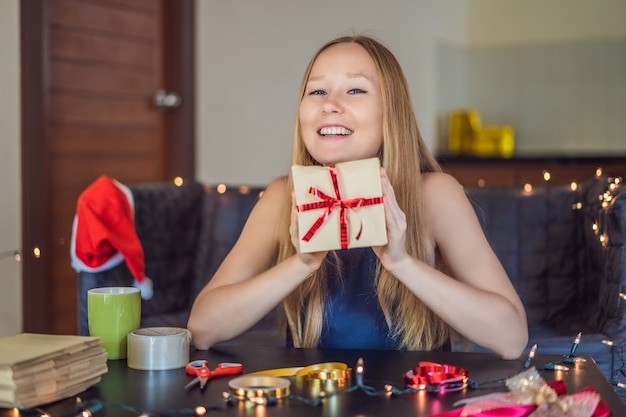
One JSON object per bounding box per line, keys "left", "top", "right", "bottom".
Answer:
{"left": 321, "top": 94, "right": 343, "bottom": 114}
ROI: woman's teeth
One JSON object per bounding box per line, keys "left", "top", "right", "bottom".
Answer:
{"left": 319, "top": 127, "right": 353, "bottom": 136}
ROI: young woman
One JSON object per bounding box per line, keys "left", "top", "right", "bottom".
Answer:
{"left": 187, "top": 35, "right": 528, "bottom": 359}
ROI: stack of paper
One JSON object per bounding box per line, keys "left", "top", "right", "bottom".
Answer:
{"left": 0, "top": 333, "right": 108, "bottom": 409}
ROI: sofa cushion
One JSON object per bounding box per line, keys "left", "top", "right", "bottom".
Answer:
{"left": 130, "top": 181, "right": 205, "bottom": 317}
{"left": 191, "top": 187, "right": 265, "bottom": 302}
{"left": 466, "top": 184, "right": 584, "bottom": 330}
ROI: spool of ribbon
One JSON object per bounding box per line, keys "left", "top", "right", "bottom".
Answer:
{"left": 244, "top": 362, "right": 351, "bottom": 398}
{"left": 126, "top": 327, "right": 191, "bottom": 370}
{"left": 404, "top": 362, "right": 469, "bottom": 393}
{"left": 245, "top": 362, "right": 350, "bottom": 380}
{"left": 228, "top": 376, "right": 291, "bottom": 404}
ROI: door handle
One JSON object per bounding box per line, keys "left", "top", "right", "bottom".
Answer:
{"left": 153, "top": 89, "right": 182, "bottom": 110}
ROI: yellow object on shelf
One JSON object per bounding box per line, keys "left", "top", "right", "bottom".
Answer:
{"left": 448, "top": 109, "right": 515, "bottom": 158}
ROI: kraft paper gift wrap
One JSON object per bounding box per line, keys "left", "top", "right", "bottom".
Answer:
{"left": 292, "top": 157, "right": 387, "bottom": 253}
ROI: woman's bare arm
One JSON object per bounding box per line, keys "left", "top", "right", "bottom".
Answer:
{"left": 374, "top": 171, "right": 528, "bottom": 359}
{"left": 187, "top": 178, "right": 319, "bottom": 349}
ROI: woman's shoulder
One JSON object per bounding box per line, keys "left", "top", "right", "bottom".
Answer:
{"left": 421, "top": 171, "right": 464, "bottom": 196}
{"left": 261, "top": 176, "right": 289, "bottom": 198}
{"left": 420, "top": 171, "right": 474, "bottom": 220}
{"left": 250, "top": 176, "right": 290, "bottom": 215}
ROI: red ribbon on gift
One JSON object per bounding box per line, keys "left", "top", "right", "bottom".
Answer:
{"left": 296, "top": 164, "right": 384, "bottom": 250}
{"left": 404, "top": 362, "right": 469, "bottom": 393}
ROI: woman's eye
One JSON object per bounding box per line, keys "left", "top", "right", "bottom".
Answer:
{"left": 308, "top": 89, "right": 326, "bottom": 96}
{"left": 348, "top": 88, "right": 366, "bottom": 94}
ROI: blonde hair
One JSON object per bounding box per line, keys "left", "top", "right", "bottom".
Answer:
{"left": 278, "top": 35, "right": 449, "bottom": 350}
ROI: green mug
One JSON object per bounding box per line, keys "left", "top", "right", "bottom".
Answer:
{"left": 88, "top": 287, "right": 141, "bottom": 360}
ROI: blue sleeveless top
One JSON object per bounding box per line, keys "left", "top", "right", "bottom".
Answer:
{"left": 319, "top": 248, "right": 398, "bottom": 350}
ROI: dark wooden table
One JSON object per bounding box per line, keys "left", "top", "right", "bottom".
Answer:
{"left": 5, "top": 345, "right": 626, "bottom": 416}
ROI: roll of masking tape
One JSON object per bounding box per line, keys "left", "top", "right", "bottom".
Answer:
{"left": 127, "top": 327, "right": 191, "bottom": 370}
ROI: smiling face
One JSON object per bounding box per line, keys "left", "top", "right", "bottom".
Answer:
{"left": 298, "top": 42, "right": 384, "bottom": 165}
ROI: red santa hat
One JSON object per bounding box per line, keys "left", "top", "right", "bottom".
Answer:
{"left": 71, "top": 175, "right": 153, "bottom": 300}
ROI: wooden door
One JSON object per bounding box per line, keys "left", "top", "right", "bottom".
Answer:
{"left": 20, "top": 0, "right": 195, "bottom": 334}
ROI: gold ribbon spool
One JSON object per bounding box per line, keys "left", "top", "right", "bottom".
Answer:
{"left": 245, "top": 362, "right": 351, "bottom": 397}
{"left": 228, "top": 375, "right": 291, "bottom": 403}
{"left": 245, "top": 362, "right": 349, "bottom": 378}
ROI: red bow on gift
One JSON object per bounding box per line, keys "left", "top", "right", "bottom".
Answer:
{"left": 296, "top": 164, "right": 383, "bottom": 250}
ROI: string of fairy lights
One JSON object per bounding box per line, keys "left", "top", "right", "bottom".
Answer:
{"left": 12, "top": 334, "right": 611, "bottom": 417}
{"left": 4, "top": 169, "right": 626, "bottom": 416}
{"left": 0, "top": 180, "right": 257, "bottom": 267}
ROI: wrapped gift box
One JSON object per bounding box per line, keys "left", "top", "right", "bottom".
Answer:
{"left": 291, "top": 158, "right": 387, "bottom": 253}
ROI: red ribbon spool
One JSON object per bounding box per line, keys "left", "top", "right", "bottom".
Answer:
{"left": 404, "top": 362, "right": 469, "bottom": 393}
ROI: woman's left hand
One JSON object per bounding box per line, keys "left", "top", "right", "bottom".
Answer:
{"left": 372, "top": 168, "right": 409, "bottom": 269}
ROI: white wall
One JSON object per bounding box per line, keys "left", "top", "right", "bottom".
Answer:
{"left": 0, "top": 0, "right": 22, "bottom": 337}
{"left": 195, "top": 0, "right": 468, "bottom": 186}
{"left": 439, "top": 0, "right": 626, "bottom": 155}
{"left": 467, "top": 0, "right": 626, "bottom": 45}
{"left": 195, "top": 0, "right": 626, "bottom": 186}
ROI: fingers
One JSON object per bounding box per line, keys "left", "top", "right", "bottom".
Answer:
{"left": 290, "top": 192, "right": 301, "bottom": 250}
{"left": 291, "top": 192, "right": 328, "bottom": 271}
{"left": 380, "top": 168, "right": 406, "bottom": 234}
{"left": 376, "top": 168, "right": 408, "bottom": 267}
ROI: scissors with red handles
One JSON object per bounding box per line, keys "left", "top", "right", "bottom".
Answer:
{"left": 184, "top": 360, "right": 243, "bottom": 391}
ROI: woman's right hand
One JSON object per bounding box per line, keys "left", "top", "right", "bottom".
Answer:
{"left": 291, "top": 192, "right": 328, "bottom": 271}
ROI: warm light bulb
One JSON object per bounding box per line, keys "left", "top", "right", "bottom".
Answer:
{"left": 356, "top": 357, "right": 365, "bottom": 386}
{"left": 542, "top": 170, "right": 551, "bottom": 181}
{"left": 217, "top": 184, "right": 227, "bottom": 194}
{"left": 239, "top": 185, "right": 250, "bottom": 194}
{"left": 477, "top": 179, "right": 486, "bottom": 187}
{"left": 620, "top": 293, "right": 626, "bottom": 301}
{"left": 33, "top": 247, "right": 41, "bottom": 258}
{"left": 570, "top": 182, "right": 578, "bottom": 191}
{"left": 572, "top": 202, "right": 583, "bottom": 210}
{"left": 592, "top": 223, "right": 598, "bottom": 232}
{"left": 596, "top": 167, "right": 603, "bottom": 177}
{"left": 195, "top": 406, "right": 207, "bottom": 415}
{"left": 543, "top": 363, "right": 569, "bottom": 371}
{"left": 599, "top": 234, "right": 607, "bottom": 246}
{"left": 173, "top": 176, "right": 184, "bottom": 186}
{"left": 524, "top": 343, "right": 537, "bottom": 368}
{"left": 616, "top": 382, "right": 626, "bottom": 389}
{"left": 356, "top": 357, "right": 364, "bottom": 375}
{"left": 602, "top": 339, "right": 614, "bottom": 346}
{"left": 523, "top": 183, "right": 533, "bottom": 193}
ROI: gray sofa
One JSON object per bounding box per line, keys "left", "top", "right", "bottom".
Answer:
{"left": 76, "top": 173, "right": 626, "bottom": 399}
